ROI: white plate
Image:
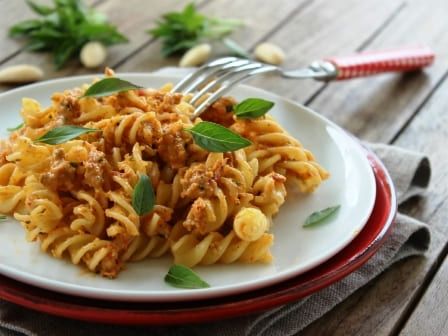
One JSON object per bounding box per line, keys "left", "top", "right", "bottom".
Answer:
{"left": 0, "top": 74, "right": 376, "bottom": 302}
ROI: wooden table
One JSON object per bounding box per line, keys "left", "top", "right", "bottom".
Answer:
{"left": 0, "top": 0, "right": 446, "bottom": 335}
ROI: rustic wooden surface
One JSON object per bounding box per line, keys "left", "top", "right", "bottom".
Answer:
{"left": 0, "top": 0, "right": 446, "bottom": 335}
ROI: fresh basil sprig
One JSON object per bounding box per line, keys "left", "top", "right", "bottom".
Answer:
{"left": 35, "top": 125, "right": 99, "bottom": 145}
{"left": 7, "top": 122, "right": 24, "bottom": 132}
{"left": 234, "top": 98, "right": 274, "bottom": 119}
{"left": 303, "top": 205, "right": 340, "bottom": 228}
{"left": 165, "top": 264, "right": 210, "bottom": 289}
{"left": 83, "top": 78, "right": 142, "bottom": 98}
{"left": 186, "top": 121, "right": 251, "bottom": 152}
{"left": 9, "top": 0, "right": 128, "bottom": 69}
{"left": 149, "top": 2, "right": 244, "bottom": 57}
{"left": 132, "top": 174, "right": 155, "bottom": 216}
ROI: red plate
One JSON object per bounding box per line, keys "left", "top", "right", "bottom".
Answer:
{"left": 0, "top": 149, "right": 396, "bottom": 325}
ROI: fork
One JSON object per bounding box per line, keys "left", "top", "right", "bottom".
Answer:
{"left": 171, "top": 46, "right": 434, "bottom": 119}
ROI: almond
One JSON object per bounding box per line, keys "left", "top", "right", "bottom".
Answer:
{"left": 254, "top": 42, "right": 285, "bottom": 65}
{"left": 179, "top": 44, "right": 212, "bottom": 67}
{"left": 0, "top": 64, "right": 44, "bottom": 83}
{"left": 80, "top": 41, "right": 107, "bottom": 68}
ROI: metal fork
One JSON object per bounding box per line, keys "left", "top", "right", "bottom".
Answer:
{"left": 171, "top": 46, "right": 434, "bottom": 119}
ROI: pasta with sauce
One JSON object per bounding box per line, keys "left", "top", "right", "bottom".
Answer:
{"left": 0, "top": 69, "right": 329, "bottom": 278}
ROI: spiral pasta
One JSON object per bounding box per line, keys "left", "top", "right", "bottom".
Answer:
{"left": 170, "top": 222, "right": 273, "bottom": 267}
{"left": 40, "top": 227, "right": 121, "bottom": 278}
{"left": 0, "top": 69, "right": 328, "bottom": 278}
{"left": 232, "top": 117, "right": 329, "bottom": 193}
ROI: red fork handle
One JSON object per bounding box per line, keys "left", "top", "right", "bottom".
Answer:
{"left": 325, "top": 46, "right": 435, "bottom": 80}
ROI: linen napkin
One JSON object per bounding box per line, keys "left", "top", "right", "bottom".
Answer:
{"left": 0, "top": 69, "right": 431, "bottom": 336}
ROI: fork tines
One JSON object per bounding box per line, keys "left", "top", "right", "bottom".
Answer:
{"left": 172, "top": 57, "right": 277, "bottom": 118}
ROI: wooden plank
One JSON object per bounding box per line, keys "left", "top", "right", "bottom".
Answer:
{"left": 400, "top": 254, "right": 448, "bottom": 336}
{"left": 118, "top": 0, "right": 309, "bottom": 72}
{"left": 300, "top": 46, "right": 448, "bottom": 336}
{"left": 0, "top": 0, "right": 51, "bottom": 63}
{"left": 242, "top": 0, "right": 402, "bottom": 102}
{"left": 0, "top": 0, "right": 193, "bottom": 92}
{"left": 0, "top": 0, "right": 99, "bottom": 64}
{"left": 307, "top": 0, "right": 448, "bottom": 143}
{"left": 0, "top": 0, "right": 398, "bottom": 92}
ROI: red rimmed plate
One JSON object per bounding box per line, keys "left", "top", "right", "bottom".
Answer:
{"left": 0, "top": 149, "right": 396, "bottom": 325}
{"left": 0, "top": 74, "right": 378, "bottom": 302}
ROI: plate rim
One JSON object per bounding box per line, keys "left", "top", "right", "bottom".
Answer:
{"left": 0, "top": 73, "right": 377, "bottom": 301}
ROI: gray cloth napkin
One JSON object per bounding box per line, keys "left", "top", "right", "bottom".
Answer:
{"left": 0, "top": 70, "right": 431, "bottom": 336}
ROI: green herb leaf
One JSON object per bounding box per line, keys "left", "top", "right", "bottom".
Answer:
{"left": 9, "top": 19, "right": 42, "bottom": 37}
{"left": 303, "top": 205, "right": 341, "bottom": 228}
{"left": 187, "top": 121, "right": 251, "bottom": 152}
{"left": 234, "top": 98, "right": 274, "bottom": 119}
{"left": 148, "top": 2, "right": 243, "bottom": 57}
{"left": 83, "top": 78, "right": 142, "bottom": 98}
{"left": 0, "top": 215, "right": 7, "bottom": 221}
{"left": 132, "top": 174, "right": 155, "bottom": 216}
{"left": 26, "top": 0, "right": 54, "bottom": 16}
{"left": 35, "top": 125, "right": 99, "bottom": 145}
{"left": 7, "top": 123, "right": 24, "bottom": 132}
{"left": 222, "top": 38, "right": 250, "bottom": 58}
{"left": 164, "top": 264, "right": 210, "bottom": 289}
{"left": 8, "top": 0, "right": 128, "bottom": 69}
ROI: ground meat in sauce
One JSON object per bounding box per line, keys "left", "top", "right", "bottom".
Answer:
{"left": 200, "top": 96, "right": 237, "bottom": 127}
{"left": 183, "top": 197, "right": 208, "bottom": 233}
{"left": 157, "top": 122, "right": 188, "bottom": 169}
{"left": 97, "top": 246, "right": 122, "bottom": 279}
{"left": 84, "top": 149, "right": 113, "bottom": 190}
{"left": 52, "top": 90, "right": 82, "bottom": 123}
{"left": 146, "top": 91, "right": 183, "bottom": 114}
{"left": 159, "top": 93, "right": 183, "bottom": 114}
{"left": 180, "top": 163, "right": 217, "bottom": 199}
{"left": 142, "top": 205, "right": 173, "bottom": 238}
{"left": 40, "top": 149, "right": 77, "bottom": 191}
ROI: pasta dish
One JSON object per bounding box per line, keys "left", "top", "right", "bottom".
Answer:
{"left": 0, "top": 69, "right": 329, "bottom": 278}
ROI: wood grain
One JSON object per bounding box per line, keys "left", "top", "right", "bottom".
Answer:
{"left": 118, "top": 0, "right": 308, "bottom": 72}
{"left": 300, "top": 42, "right": 448, "bottom": 336}
{"left": 308, "top": 0, "right": 448, "bottom": 143}
{"left": 0, "top": 1, "right": 447, "bottom": 335}
{"left": 0, "top": 0, "right": 99, "bottom": 64}
{"left": 0, "top": 0, "right": 193, "bottom": 91}
{"left": 400, "top": 255, "right": 448, "bottom": 336}
{"left": 243, "top": 0, "right": 402, "bottom": 101}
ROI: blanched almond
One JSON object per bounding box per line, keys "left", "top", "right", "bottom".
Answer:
{"left": 80, "top": 41, "right": 107, "bottom": 68}
{"left": 0, "top": 64, "right": 44, "bottom": 83}
{"left": 254, "top": 42, "right": 285, "bottom": 65}
{"left": 179, "top": 44, "right": 212, "bottom": 67}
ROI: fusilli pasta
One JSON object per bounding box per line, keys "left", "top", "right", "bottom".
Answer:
{"left": 0, "top": 69, "right": 329, "bottom": 278}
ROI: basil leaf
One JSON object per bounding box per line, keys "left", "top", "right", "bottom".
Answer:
{"left": 132, "top": 174, "right": 155, "bottom": 216}
{"left": 303, "top": 205, "right": 341, "bottom": 228}
{"left": 9, "top": 20, "right": 42, "bottom": 37}
{"left": 8, "top": 1, "right": 128, "bottom": 69}
{"left": 26, "top": 0, "right": 54, "bottom": 16}
{"left": 187, "top": 121, "right": 251, "bottom": 152}
{"left": 222, "top": 38, "right": 250, "bottom": 58}
{"left": 0, "top": 215, "right": 7, "bottom": 221}
{"left": 83, "top": 78, "right": 142, "bottom": 98}
{"left": 7, "top": 123, "right": 24, "bottom": 132}
{"left": 35, "top": 125, "right": 99, "bottom": 145}
{"left": 164, "top": 264, "right": 210, "bottom": 289}
{"left": 148, "top": 3, "right": 243, "bottom": 57}
{"left": 234, "top": 98, "right": 274, "bottom": 119}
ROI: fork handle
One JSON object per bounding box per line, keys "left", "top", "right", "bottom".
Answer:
{"left": 325, "top": 46, "right": 435, "bottom": 80}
